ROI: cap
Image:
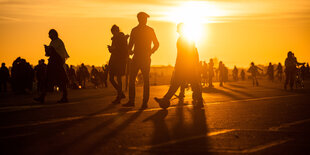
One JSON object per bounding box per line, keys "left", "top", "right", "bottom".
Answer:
{"left": 137, "top": 12, "right": 150, "bottom": 19}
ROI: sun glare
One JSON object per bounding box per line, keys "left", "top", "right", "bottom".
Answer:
{"left": 166, "top": 1, "right": 224, "bottom": 43}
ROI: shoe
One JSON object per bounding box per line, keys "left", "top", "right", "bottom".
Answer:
{"left": 34, "top": 97, "right": 44, "bottom": 103}
{"left": 154, "top": 97, "right": 170, "bottom": 109}
{"left": 122, "top": 101, "right": 134, "bottom": 107}
{"left": 57, "top": 98, "right": 68, "bottom": 103}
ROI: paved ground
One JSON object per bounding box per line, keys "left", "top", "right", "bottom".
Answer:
{"left": 0, "top": 80, "right": 310, "bottom": 154}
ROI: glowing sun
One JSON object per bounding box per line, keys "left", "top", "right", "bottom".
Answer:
{"left": 166, "top": 1, "right": 223, "bottom": 42}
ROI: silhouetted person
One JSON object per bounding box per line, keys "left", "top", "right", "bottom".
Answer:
{"left": 154, "top": 23, "right": 203, "bottom": 109}
{"left": 201, "top": 61, "right": 208, "bottom": 86}
{"left": 233, "top": 66, "right": 238, "bottom": 81}
{"left": 107, "top": 25, "right": 129, "bottom": 103}
{"left": 11, "top": 57, "right": 32, "bottom": 93}
{"left": 208, "top": 59, "right": 214, "bottom": 88}
{"left": 34, "top": 29, "right": 69, "bottom": 103}
{"left": 267, "top": 62, "right": 275, "bottom": 82}
{"left": 102, "top": 64, "right": 108, "bottom": 88}
{"left": 218, "top": 61, "right": 224, "bottom": 87}
{"left": 284, "top": 51, "right": 304, "bottom": 90}
{"left": 240, "top": 69, "right": 245, "bottom": 81}
{"left": 0, "top": 63, "right": 10, "bottom": 92}
{"left": 248, "top": 62, "right": 262, "bottom": 86}
{"left": 223, "top": 64, "right": 228, "bottom": 82}
{"left": 90, "top": 65, "right": 100, "bottom": 88}
{"left": 26, "top": 62, "right": 34, "bottom": 91}
{"left": 34, "top": 59, "right": 47, "bottom": 93}
{"left": 77, "top": 63, "right": 89, "bottom": 88}
{"left": 300, "top": 64, "right": 306, "bottom": 80}
{"left": 276, "top": 63, "right": 283, "bottom": 82}
{"left": 68, "top": 65, "right": 77, "bottom": 89}
{"left": 306, "top": 63, "right": 310, "bottom": 75}
{"left": 123, "top": 12, "right": 159, "bottom": 108}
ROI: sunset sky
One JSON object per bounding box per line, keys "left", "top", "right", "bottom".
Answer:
{"left": 0, "top": 0, "right": 309, "bottom": 68}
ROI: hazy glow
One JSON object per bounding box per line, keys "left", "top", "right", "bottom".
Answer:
{"left": 0, "top": 0, "right": 309, "bottom": 67}
{"left": 165, "top": 1, "right": 226, "bottom": 42}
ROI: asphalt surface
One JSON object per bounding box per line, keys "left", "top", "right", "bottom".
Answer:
{"left": 0, "top": 80, "right": 310, "bottom": 155}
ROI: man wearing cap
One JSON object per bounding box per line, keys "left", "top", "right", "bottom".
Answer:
{"left": 123, "top": 12, "right": 159, "bottom": 108}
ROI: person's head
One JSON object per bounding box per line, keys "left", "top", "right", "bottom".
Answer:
{"left": 137, "top": 12, "right": 149, "bottom": 25}
{"left": 70, "top": 65, "right": 73, "bottom": 68}
{"left": 1, "top": 63, "right": 5, "bottom": 67}
{"left": 81, "top": 63, "right": 84, "bottom": 66}
{"left": 92, "top": 65, "right": 95, "bottom": 68}
{"left": 49, "top": 29, "right": 58, "bottom": 40}
{"left": 111, "top": 25, "right": 120, "bottom": 35}
{"left": 219, "top": 61, "right": 223, "bottom": 65}
{"left": 278, "top": 62, "right": 281, "bottom": 66}
{"left": 269, "top": 62, "right": 272, "bottom": 65}
{"left": 251, "top": 62, "right": 254, "bottom": 66}
{"left": 177, "top": 23, "right": 185, "bottom": 35}
{"left": 287, "top": 51, "right": 293, "bottom": 58}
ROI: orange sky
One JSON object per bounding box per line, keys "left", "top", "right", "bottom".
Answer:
{"left": 0, "top": 0, "right": 309, "bottom": 68}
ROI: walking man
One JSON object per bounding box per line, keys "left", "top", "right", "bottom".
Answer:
{"left": 154, "top": 23, "right": 203, "bottom": 109}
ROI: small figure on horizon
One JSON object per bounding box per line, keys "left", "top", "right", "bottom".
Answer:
{"left": 102, "top": 64, "right": 109, "bottom": 88}
{"left": 208, "top": 58, "right": 214, "bottom": 88}
{"left": 34, "top": 29, "right": 69, "bottom": 103}
{"left": 34, "top": 59, "right": 47, "bottom": 93}
{"left": 154, "top": 23, "right": 203, "bottom": 109}
{"left": 124, "top": 12, "right": 159, "bottom": 108}
{"left": 67, "top": 65, "right": 78, "bottom": 89}
{"left": 90, "top": 65, "right": 100, "bottom": 88}
{"left": 218, "top": 61, "right": 224, "bottom": 87}
{"left": 223, "top": 64, "right": 228, "bottom": 82}
{"left": 300, "top": 64, "right": 306, "bottom": 81}
{"left": 77, "top": 63, "right": 89, "bottom": 88}
{"left": 233, "top": 66, "right": 238, "bottom": 81}
{"left": 276, "top": 63, "right": 283, "bottom": 82}
{"left": 247, "top": 62, "right": 262, "bottom": 86}
{"left": 0, "top": 63, "right": 10, "bottom": 92}
{"left": 201, "top": 61, "right": 208, "bottom": 86}
{"left": 240, "top": 69, "right": 245, "bottom": 81}
{"left": 306, "top": 63, "right": 310, "bottom": 75}
{"left": 108, "top": 24, "right": 129, "bottom": 104}
{"left": 267, "top": 62, "right": 275, "bottom": 82}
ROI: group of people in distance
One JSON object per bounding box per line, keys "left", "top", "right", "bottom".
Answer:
{"left": 0, "top": 11, "right": 307, "bottom": 110}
